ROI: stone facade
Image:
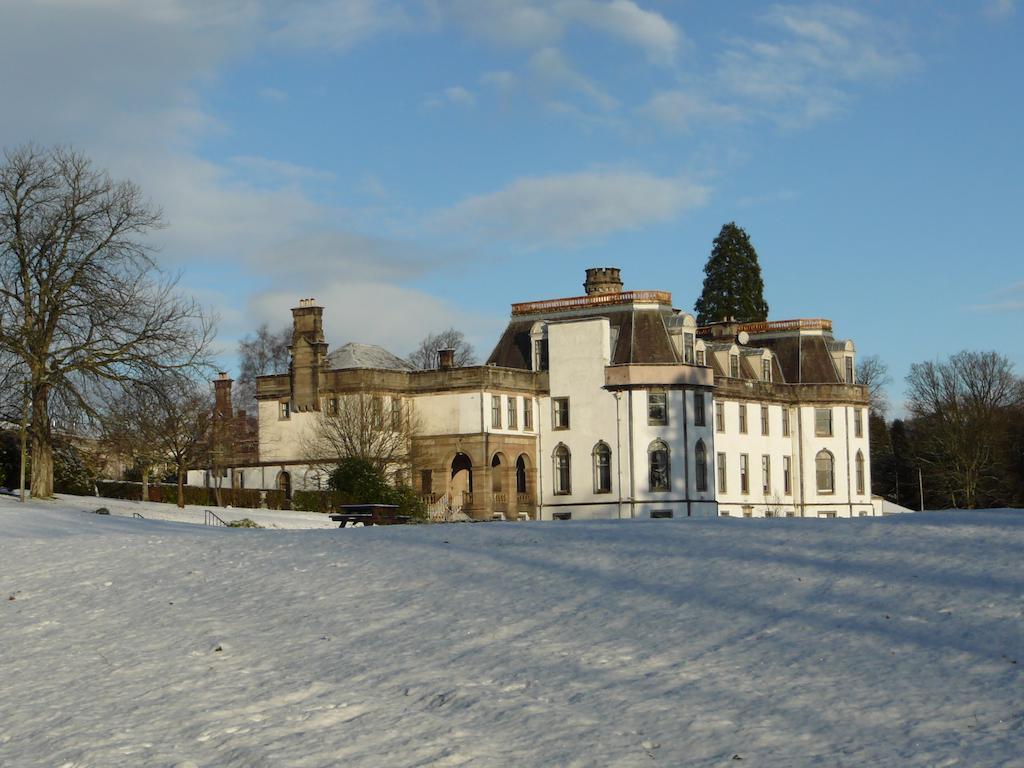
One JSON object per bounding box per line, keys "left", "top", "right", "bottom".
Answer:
{"left": 190, "top": 269, "right": 873, "bottom": 520}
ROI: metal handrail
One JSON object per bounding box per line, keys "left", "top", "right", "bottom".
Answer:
{"left": 132, "top": 512, "right": 145, "bottom": 519}
{"left": 205, "top": 509, "right": 229, "bottom": 527}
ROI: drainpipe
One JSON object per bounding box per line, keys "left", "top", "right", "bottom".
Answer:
{"left": 844, "top": 406, "right": 853, "bottom": 517}
{"left": 614, "top": 391, "right": 623, "bottom": 519}
{"left": 681, "top": 388, "right": 690, "bottom": 518}
{"left": 797, "top": 407, "right": 805, "bottom": 517}
{"left": 627, "top": 389, "right": 636, "bottom": 519}
{"left": 536, "top": 397, "right": 545, "bottom": 520}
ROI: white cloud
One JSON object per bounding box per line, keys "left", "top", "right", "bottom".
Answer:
{"left": 480, "top": 70, "right": 518, "bottom": 90}
{"left": 529, "top": 47, "right": 618, "bottom": 111}
{"left": 984, "top": 0, "right": 1016, "bottom": 20}
{"left": 641, "top": 90, "right": 746, "bottom": 131}
{"left": 270, "top": 0, "right": 413, "bottom": 51}
{"left": 430, "top": 170, "right": 708, "bottom": 248}
{"left": 559, "top": 0, "right": 682, "bottom": 65}
{"left": 248, "top": 281, "right": 501, "bottom": 358}
{"left": 230, "top": 155, "right": 337, "bottom": 182}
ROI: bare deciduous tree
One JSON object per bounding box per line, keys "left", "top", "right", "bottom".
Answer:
{"left": 857, "top": 354, "right": 891, "bottom": 417}
{"left": 0, "top": 145, "right": 215, "bottom": 498}
{"left": 407, "top": 328, "right": 476, "bottom": 370}
{"left": 303, "top": 393, "right": 419, "bottom": 481}
{"left": 235, "top": 323, "right": 290, "bottom": 414}
{"left": 905, "top": 350, "right": 1024, "bottom": 508}
{"left": 103, "top": 376, "right": 212, "bottom": 508}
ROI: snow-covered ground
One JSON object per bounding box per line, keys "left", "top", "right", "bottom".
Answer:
{"left": 1, "top": 497, "right": 1021, "bottom": 767}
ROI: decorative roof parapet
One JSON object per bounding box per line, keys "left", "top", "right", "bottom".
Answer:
{"left": 511, "top": 290, "right": 672, "bottom": 316}
{"left": 697, "top": 318, "right": 833, "bottom": 337}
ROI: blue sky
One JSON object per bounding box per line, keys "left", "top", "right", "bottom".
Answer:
{"left": 1, "top": 1, "right": 1021, "bottom": 410}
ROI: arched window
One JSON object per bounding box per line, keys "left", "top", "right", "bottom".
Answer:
{"left": 592, "top": 442, "right": 612, "bottom": 494}
{"left": 649, "top": 440, "right": 670, "bottom": 492}
{"left": 515, "top": 455, "right": 528, "bottom": 494}
{"left": 815, "top": 450, "right": 835, "bottom": 493}
{"left": 695, "top": 439, "right": 708, "bottom": 492}
{"left": 553, "top": 444, "right": 571, "bottom": 495}
{"left": 856, "top": 450, "right": 865, "bottom": 495}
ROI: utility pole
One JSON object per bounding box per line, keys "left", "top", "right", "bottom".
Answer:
{"left": 918, "top": 467, "right": 924, "bottom": 512}
{"left": 19, "top": 384, "right": 29, "bottom": 503}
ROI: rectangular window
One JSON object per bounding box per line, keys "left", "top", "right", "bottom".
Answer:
{"left": 696, "top": 349, "right": 706, "bottom": 366}
{"left": 845, "top": 357, "right": 854, "bottom": 384}
{"left": 594, "top": 446, "right": 612, "bottom": 494}
{"left": 391, "top": 398, "right": 402, "bottom": 429}
{"left": 815, "top": 408, "right": 833, "bottom": 437}
{"left": 508, "top": 397, "right": 518, "bottom": 429}
{"left": 694, "top": 393, "right": 706, "bottom": 427}
{"left": 683, "top": 333, "right": 695, "bottom": 364}
{"left": 651, "top": 510, "right": 673, "bottom": 519}
{"left": 818, "top": 511, "right": 837, "bottom": 519}
{"left": 553, "top": 512, "right": 572, "bottom": 520}
{"left": 554, "top": 449, "right": 571, "bottom": 495}
{"left": 730, "top": 354, "right": 740, "bottom": 378}
{"left": 854, "top": 408, "right": 863, "bottom": 438}
{"left": 760, "top": 405, "right": 769, "bottom": 436}
{"left": 420, "top": 470, "right": 432, "bottom": 495}
{"left": 524, "top": 398, "right": 533, "bottom": 430}
{"left": 783, "top": 456, "right": 792, "bottom": 495}
{"left": 491, "top": 395, "right": 502, "bottom": 429}
{"left": 327, "top": 397, "right": 338, "bottom": 416}
{"left": 279, "top": 401, "right": 290, "bottom": 420}
{"left": 715, "top": 401, "right": 725, "bottom": 433}
{"left": 762, "top": 358, "right": 772, "bottom": 382}
{"left": 782, "top": 408, "right": 790, "bottom": 437}
{"left": 740, "top": 454, "right": 749, "bottom": 494}
{"left": 552, "top": 398, "right": 570, "bottom": 430}
{"left": 762, "top": 455, "right": 771, "bottom": 494}
{"left": 533, "top": 339, "right": 549, "bottom": 371}
{"left": 648, "top": 391, "right": 668, "bottom": 426}
{"left": 720, "top": 510, "right": 731, "bottom": 517}
{"left": 739, "top": 403, "right": 748, "bottom": 434}
{"left": 717, "top": 453, "right": 727, "bottom": 493}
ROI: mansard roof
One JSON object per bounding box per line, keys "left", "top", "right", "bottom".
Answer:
{"left": 325, "top": 342, "right": 413, "bottom": 371}
{"left": 487, "top": 305, "right": 682, "bottom": 369}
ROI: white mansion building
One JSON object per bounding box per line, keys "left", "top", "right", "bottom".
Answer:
{"left": 192, "top": 268, "right": 873, "bottom": 520}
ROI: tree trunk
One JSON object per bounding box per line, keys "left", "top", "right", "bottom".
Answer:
{"left": 29, "top": 384, "right": 54, "bottom": 499}
{"left": 142, "top": 464, "right": 150, "bottom": 503}
{"left": 177, "top": 468, "right": 185, "bottom": 509}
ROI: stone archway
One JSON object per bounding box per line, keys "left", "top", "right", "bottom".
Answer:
{"left": 450, "top": 453, "right": 473, "bottom": 508}
{"left": 276, "top": 470, "right": 292, "bottom": 500}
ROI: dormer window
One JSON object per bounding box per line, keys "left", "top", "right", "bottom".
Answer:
{"left": 696, "top": 349, "right": 705, "bottom": 366}
{"left": 533, "top": 338, "right": 549, "bottom": 371}
{"left": 845, "top": 357, "right": 854, "bottom": 384}
{"left": 730, "top": 354, "right": 740, "bottom": 378}
{"left": 762, "top": 358, "right": 772, "bottom": 382}
{"left": 683, "top": 332, "right": 695, "bottom": 364}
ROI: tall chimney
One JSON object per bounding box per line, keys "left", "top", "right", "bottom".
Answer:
{"left": 584, "top": 267, "right": 623, "bottom": 296}
{"left": 438, "top": 348, "right": 455, "bottom": 370}
{"left": 214, "top": 372, "right": 233, "bottom": 417}
{"left": 290, "top": 298, "right": 328, "bottom": 411}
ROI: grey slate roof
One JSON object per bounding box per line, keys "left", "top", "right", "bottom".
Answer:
{"left": 326, "top": 342, "right": 413, "bottom": 371}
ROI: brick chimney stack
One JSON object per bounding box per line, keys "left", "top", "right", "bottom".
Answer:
{"left": 214, "top": 371, "right": 233, "bottom": 417}
{"left": 290, "top": 298, "right": 328, "bottom": 411}
{"left": 584, "top": 267, "right": 623, "bottom": 296}
{"left": 438, "top": 348, "right": 455, "bottom": 369}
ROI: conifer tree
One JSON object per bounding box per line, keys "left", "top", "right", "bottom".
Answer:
{"left": 694, "top": 223, "right": 769, "bottom": 325}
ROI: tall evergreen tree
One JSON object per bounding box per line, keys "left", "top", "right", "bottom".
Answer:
{"left": 694, "top": 222, "right": 769, "bottom": 325}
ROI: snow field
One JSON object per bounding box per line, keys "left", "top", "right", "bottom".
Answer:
{"left": 1, "top": 498, "right": 1022, "bottom": 767}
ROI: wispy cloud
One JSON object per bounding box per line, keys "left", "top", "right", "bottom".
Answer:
{"left": 966, "top": 281, "right": 1024, "bottom": 312}
{"left": 429, "top": 170, "right": 708, "bottom": 248}
{"left": 983, "top": 0, "right": 1016, "bottom": 20}
{"left": 230, "top": 155, "right": 336, "bottom": 182}
{"left": 529, "top": 47, "right": 618, "bottom": 110}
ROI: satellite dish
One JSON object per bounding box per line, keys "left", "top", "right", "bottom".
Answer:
{"left": 737, "top": 331, "right": 750, "bottom": 345}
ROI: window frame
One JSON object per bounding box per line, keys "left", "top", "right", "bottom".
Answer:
{"left": 761, "top": 454, "right": 771, "bottom": 494}
{"left": 717, "top": 452, "right": 727, "bottom": 493}
{"left": 715, "top": 401, "right": 725, "bottom": 433}
{"left": 553, "top": 444, "right": 571, "bottom": 495}
{"left": 856, "top": 450, "right": 865, "bottom": 495}
{"left": 816, "top": 449, "right": 835, "bottom": 494}
{"left": 760, "top": 405, "right": 769, "bottom": 436}
{"left": 815, "top": 408, "right": 833, "bottom": 437}
{"left": 783, "top": 455, "right": 792, "bottom": 495}
{"left": 552, "top": 397, "right": 570, "bottom": 430}
{"left": 695, "top": 439, "right": 708, "bottom": 492}
{"left": 740, "top": 453, "right": 749, "bottom": 495}
{"left": 593, "top": 442, "right": 612, "bottom": 494}
{"left": 739, "top": 403, "right": 748, "bottom": 434}
{"left": 279, "top": 400, "right": 291, "bottom": 420}
{"left": 523, "top": 398, "right": 534, "bottom": 431}
{"left": 782, "top": 408, "right": 790, "bottom": 437}
{"left": 854, "top": 407, "right": 863, "bottom": 438}
{"left": 693, "top": 392, "right": 706, "bottom": 427}
{"left": 730, "top": 354, "right": 740, "bottom": 378}
{"left": 507, "top": 397, "right": 518, "bottom": 430}
{"left": 491, "top": 394, "right": 502, "bottom": 429}
{"left": 648, "top": 440, "right": 671, "bottom": 492}
{"left": 647, "top": 390, "right": 668, "bottom": 426}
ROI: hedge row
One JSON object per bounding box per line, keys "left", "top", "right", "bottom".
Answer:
{"left": 95, "top": 481, "right": 288, "bottom": 510}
